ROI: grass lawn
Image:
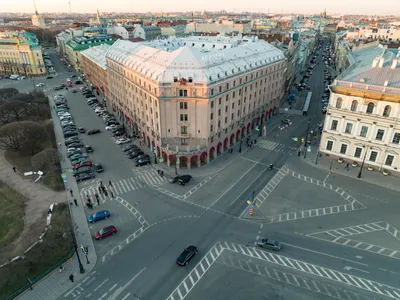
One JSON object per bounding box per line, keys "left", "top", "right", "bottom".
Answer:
{"left": 0, "top": 181, "right": 25, "bottom": 249}
{"left": 0, "top": 202, "right": 73, "bottom": 299}
{"left": 4, "top": 150, "right": 64, "bottom": 191}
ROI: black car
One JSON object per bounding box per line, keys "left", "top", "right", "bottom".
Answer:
{"left": 136, "top": 157, "right": 151, "bottom": 166}
{"left": 71, "top": 75, "right": 77, "bottom": 78}
{"left": 106, "top": 121, "right": 119, "bottom": 126}
{"left": 122, "top": 144, "right": 139, "bottom": 152}
{"left": 72, "top": 166, "right": 92, "bottom": 176}
{"left": 53, "top": 85, "right": 63, "bottom": 90}
{"left": 65, "top": 137, "right": 80, "bottom": 145}
{"left": 135, "top": 154, "right": 150, "bottom": 162}
{"left": 85, "top": 94, "right": 95, "bottom": 98}
{"left": 87, "top": 129, "right": 101, "bottom": 135}
{"left": 67, "top": 142, "right": 83, "bottom": 148}
{"left": 85, "top": 145, "right": 93, "bottom": 153}
{"left": 112, "top": 131, "right": 125, "bottom": 137}
{"left": 176, "top": 245, "right": 198, "bottom": 266}
{"left": 64, "top": 131, "right": 78, "bottom": 138}
{"left": 75, "top": 80, "right": 83, "bottom": 84}
{"left": 128, "top": 151, "right": 144, "bottom": 159}
{"left": 172, "top": 175, "right": 192, "bottom": 186}
{"left": 76, "top": 172, "right": 95, "bottom": 182}
{"left": 46, "top": 75, "right": 54, "bottom": 79}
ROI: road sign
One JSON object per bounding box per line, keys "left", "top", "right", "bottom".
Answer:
{"left": 153, "top": 146, "right": 156, "bottom": 151}
{"left": 301, "top": 137, "right": 305, "bottom": 143}
{"left": 307, "top": 146, "right": 312, "bottom": 152}
{"left": 61, "top": 173, "right": 67, "bottom": 182}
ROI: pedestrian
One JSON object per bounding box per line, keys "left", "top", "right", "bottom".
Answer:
{"left": 59, "top": 265, "right": 64, "bottom": 273}
{"left": 73, "top": 199, "right": 78, "bottom": 206}
{"left": 346, "top": 163, "right": 350, "bottom": 171}
{"left": 95, "top": 194, "right": 100, "bottom": 206}
{"left": 99, "top": 180, "right": 103, "bottom": 187}
{"left": 86, "top": 202, "right": 90, "bottom": 209}
{"left": 70, "top": 190, "right": 73, "bottom": 196}
{"left": 110, "top": 190, "right": 114, "bottom": 198}
{"left": 108, "top": 180, "right": 112, "bottom": 187}
{"left": 139, "top": 140, "right": 142, "bottom": 146}
{"left": 104, "top": 189, "right": 108, "bottom": 197}
{"left": 89, "top": 203, "right": 93, "bottom": 209}
{"left": 12, "top": 166, "right": 16, "bottom": 172}
{"left": 98, "top": 187, "right": 103, "bottom": 195}
{"left": 69, "top": 274, "right": 74, "bottom": 282}
{"left": 298, "top": 151, "right": 301, "bottom": 157}
{"left": 254, "top": 139, "right": 257, "bottom": 144}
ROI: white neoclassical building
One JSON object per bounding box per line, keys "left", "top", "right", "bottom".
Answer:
{"left": 105, "top": 35, "right": 287, "bottom": 168}
{"left": 320, "top": 45, "right": 400, "bottom": 175}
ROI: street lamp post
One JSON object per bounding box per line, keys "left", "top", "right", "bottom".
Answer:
{"left": 357, "top": 145, "right": 368, "bottom": 179}
{"left": 70, "top": 229, "right": 85, "bottom": 274}
{"left": 154, "top": 152, "right": 157, "bottom": 164}
{"left": 239, "top": 123, "right": 244, "bottom": 153}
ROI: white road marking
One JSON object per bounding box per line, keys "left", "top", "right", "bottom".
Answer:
{"left": 344, "top": 266, "right": 369, "bottom": 274}
{"left": 94, "top": 279, "right": 109, "bottom": 292}
{"left": 120, "top": 293, "right": 131, "bottom": 300}
{"left": 108, "top": 268, "right": 146, "bottom": 300}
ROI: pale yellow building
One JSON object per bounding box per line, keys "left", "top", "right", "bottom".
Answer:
{"left": 0, "top": 31, "right": 46, "bottom": 76}
{"left": 320, "top": 45, "right": 400, "bottom": 175}
{"left": 106, "top": 36, "right": 287, "bottom": 168}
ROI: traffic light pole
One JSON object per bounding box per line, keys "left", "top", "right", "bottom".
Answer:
{"left": 303, "top": 118, "right": 311, "bottom": 159}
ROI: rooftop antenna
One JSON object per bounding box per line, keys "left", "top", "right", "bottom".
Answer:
{"left": 68, "top": 0, "right": 72, "bottom": 14}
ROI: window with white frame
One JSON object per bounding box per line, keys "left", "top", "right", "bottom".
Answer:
{"left": 360, "top": 126, "right": 368, "bottom": 137}
{"left": 369, "top": 151, "right": 378, "bottom": 162}
{"left": 385, "top": 155, "right": 394, "bottom": 166}
{"left": 383, "top": 105, "right": 391, "bottom": 117}
{"left": 350, "top": 100, "right": 358, "bottom": 111}
{"left": 335, "top": 97, "right": 343, "bottom": 109}
{"left": 340, "top": 144, "right": 348, "bottom": 154}
{"left": 375, "top": 129, "right": 385, "bottom": 141}
{"left": 392, "top": 132, "right": 400, "bottom": 144}
{"left": 330, "top": 120, "right": 338, "bottom": 130}
{"left": 326, "top": 140, "right": 334, "bottom": 151}
{"left": 366, "top": 102, "right": 374, "bottom": 114}
{"left": 344, "top": 123, "right": 353, "bottom": 134}
{"left": 354, "top": 147, "right": 362, "bottom": 158}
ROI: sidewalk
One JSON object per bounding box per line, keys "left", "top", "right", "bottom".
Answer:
{"left": 301, "top": 146, "right": 400, "bottom": 193}
{"left": 14, "top": 99, "right": 98, "bottom": 299}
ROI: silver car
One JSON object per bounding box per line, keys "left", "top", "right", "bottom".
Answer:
{"left": 257, "top": 238, "right": 281, "bottom": 251}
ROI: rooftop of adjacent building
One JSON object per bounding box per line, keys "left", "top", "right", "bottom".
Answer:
{"left": 81, "top": 44, "right": 111, "bottom": 70}
{"left": 105, "top": 35, "right": 285, "bottom": 84}
{"left": 0, "top": 31, "right": 40, "bottom": 48}
{"left": 66, "top": 35, "right": 115, "bottom": 51}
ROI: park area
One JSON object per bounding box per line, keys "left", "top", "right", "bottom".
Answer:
{"left": 0, "top": 88, "right": 73, "bottom": 299}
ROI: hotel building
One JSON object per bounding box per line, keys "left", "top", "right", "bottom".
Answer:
{"left": 320, "top": 45, "right": 400, "bottom": 175}
{"left": 105, "top": 36, "right": 287, "bottom": 168}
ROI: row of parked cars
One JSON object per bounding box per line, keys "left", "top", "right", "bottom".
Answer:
{"left": 55, "top": 94, "right": 103, "bottom": 182}
{"left": 121, "top": 144, "right": 151, "bottom": 166}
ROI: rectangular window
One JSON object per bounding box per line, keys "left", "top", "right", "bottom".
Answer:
{"left": 326, "top": 140, "right": 333, "bottom": 151}
{"left": 226, "top": 95, "right": 229, "bottom": 101}
{"left": 225, "top": 106, "right": 228, "bottom": 112}
{"left": 375, "top": 129, "right": 385, "bottom": 141}
{"left": 219, "top": 98, "right": 221, "bottom": 105}
{"left": 180, "top": 102, "right": 188, "bottom": 109}
{"left": 330, "top": 120, "right": 338, "bottom": 130}
{"left": 211, "top": 101, "right": 214, "bottom": 108}
{"left": 392, "top": 133, "right": 400, "bottom": 144}
{"left": 385, "top": 155, "right": 394, "bottom": 166}
{"left": 184, "top": 90, "right": 187, "bottom": 97}
{"left": 181, "top": 126, "right": 187, "bottom": 134}
{"left": 210, "top": 113, "right": 213, "bottom": 120}
{"left": 180, "top": 114, "right": 188, "bottom": 121}
{"left": 218, "top": 109, "right": 221, "bottom": 116}
{"left": 225, "top": 116, "right": 227, "bottom": 123}
{"left": 340, "top": 144, "right": 347, "bottom": 154}
{"left": 354, "top": 147, "right": 362, "bottom": 158}
{"left": 211, "top": 89, "right": 214, "bottom": 96}
{"left": 233, "top": 92, "right": 235, "bottom": 98}
{"left": 369, "top": 151, "right": 378, "bottom": 162}
{"left": 344, "top": 123, "right": 353, "bottom": 134}
{"left": 210, "top": 125, "right": 213, "bottom": 132}
{"left": 360, "top": 126, "right": 368, "bottom": 137}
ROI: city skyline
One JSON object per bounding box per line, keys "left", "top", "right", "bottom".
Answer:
{"left": 1, "top": 0, "right": 399, "bottom": 16}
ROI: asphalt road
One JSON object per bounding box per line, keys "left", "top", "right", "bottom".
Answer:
{"left": 6, "top": 40, "right": 400, "bottom": 300}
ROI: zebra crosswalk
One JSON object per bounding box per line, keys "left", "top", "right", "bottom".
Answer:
{"left": 81, "top": 171, "right": 167, "bottom": 201}
{"left": 257, "top": 140, "right": 296, "bottom": 153}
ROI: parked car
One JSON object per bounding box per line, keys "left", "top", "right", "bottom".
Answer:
{"left": 69, "top": 153, "right": 88, "bottom": 161}
{"left": 135, "top": 157, "right": 151, "bottom": 166}
{"left": 257, "top": 238, "right": 281, "bottom": 251}
{"left": 87, "top": 129, "right": 101, "bottom": 135}
{"left": 281, "top": 119, "right": 292, "bottom": 125}
{"left": 88, "top": 210, "right": 110, "bottom": 223}
{"left": 36, "top": 82, "right": 45, "bottom": 87}
{"left": 72, "top": 166, "right": 92, "bottom": 177}
{"left": 71, "top": 157, "right": 89, "bottom": 166}
{"left": 76, "top": 172, "right": 95, "bottom": 182}
{"left": 127, "top": 151, "right": 144, "bottom": 159}
{"left": 95, "top": 225, "right": 117, "bottom": 240}
{"left": 75, "top": 80, "right": 83, "bottom": 84}
{"left": 85, "top": 145, "right": 93, "bottom": 153}
{"left": 79, "top": 127, "right": 86, "bottom": 133}
{"left": 172, "top": 175, "right": 192, "bottom": 186}
{"left": 176, "top": 245, "right": 198, "bottom": 266}
{"left": 105, "top": 125, "right": 118, "bottom": 130}
{"left": 67, "top": 142, "right": 83, "bottom": 149}
{"left": 122, "top": 144, "right": 139, "bottom": 152}
{"left": 135, "top": 154, "right": 150, "bottom": 161}
{"left": 64, "top": 131, "right": 78, "bottom": 138}
{"left": 116, "top": 138, "right": 131, "bottom": 145}
{"left": 73, "top": 160, "right": 93, "bottom": 170}
{"left": 94, "top": 163, "right": 104, "bottom": 172}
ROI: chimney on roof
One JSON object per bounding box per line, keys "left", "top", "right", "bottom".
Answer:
{"left": 378, "top": 57, "right": 384, "bottom": 68}
{"left": 372, "top": 57, "right": 380, "bottom": 68}
{"left": 391, "top": 58, "right": 398, "bottom": 69}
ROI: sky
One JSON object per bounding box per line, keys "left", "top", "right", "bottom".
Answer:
{"left": 1, "top": 0, "right": 399, "bottom": 16}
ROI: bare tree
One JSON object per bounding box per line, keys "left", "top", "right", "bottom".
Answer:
{"left": 0, "top": 88, "right": 18, "bottom": 101}
{"left": 31, "top": 148, "right": 59, "bottom": 172}
{"left": 0, "top": 100, "right": 29, "bottom": 121}
{"left": 0, "top": 121, "right": 49, "bottom": 154}
{"left": 0, "top": 122, "right": 23, "bottom": 151}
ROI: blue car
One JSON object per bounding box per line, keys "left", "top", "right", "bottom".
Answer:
{"left": 88, "top": 210, "right": 110, "bottom": 223}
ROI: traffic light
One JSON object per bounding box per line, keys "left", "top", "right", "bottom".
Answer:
{"left": 301, "top": 137, "right": 305, "bottom": 143}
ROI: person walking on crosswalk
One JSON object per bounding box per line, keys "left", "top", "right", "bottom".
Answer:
{"left": 110, "top": 190, "right": 114, "bottom": 198}
{"left": 95, "top": 193, "right": 100, "bottom": 206}
{"left": 108, "top": 180, "right": 113, "bottom": 187}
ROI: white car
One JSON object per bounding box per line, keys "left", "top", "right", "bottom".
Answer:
{"left": 105, "top": 125, "right": 117, "bottom": 130}
{"left": 60, "top": 116, "right": 72, "bottom": 121}
{"left": 67, "top": 147, "right": 80, "bottom": 153}
{"left": 58, "top": 112, "right": 71, "bottom": 117}
{"left": 36, "top": 82, "right": 45, "bottom": 87}
{"left": 116, "top": 138, "right": 131, "bottom": 145}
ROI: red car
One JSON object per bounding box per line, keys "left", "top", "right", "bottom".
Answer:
{"left": 72, "top": 160, "right": 92, "bottom": 170}
{"left": 95, "top": 225, "right": 117, "bottom": 240}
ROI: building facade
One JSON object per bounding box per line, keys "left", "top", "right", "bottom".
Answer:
{"left": 186, "top": 20, "right": 252, "bottom": 34}
{"left": 65, "top": 35, "right": 114, "bottom": 72}
{"left": 320, "top": 47, "right": 400, "bottom": 175}
{"left": 80, "top": 44, "right": 110, "bottom": 100}
{"left": 0, "top": 31, "right": 46, "bottom": 76}
{"left": 106, "top": 36, "right": 286, "bottom": 168}
{"left": 132, "top": 25, "right": 162, "bottom": 41}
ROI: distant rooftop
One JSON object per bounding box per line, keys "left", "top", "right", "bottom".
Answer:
{"left": 0, "top": 31, "right": 40, "bottom": 49}
{"left": 81, "top": 44, "right": 110, "bottom": 69}
{"left": 67, "top": 35, "right": 115, "bottom": 51}
{"left": 106, "top": 35, "right": 285, "bottom": 84}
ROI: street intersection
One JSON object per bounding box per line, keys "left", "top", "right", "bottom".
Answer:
{"left": 6, "top": 46, "right": 400, "bottom": 300}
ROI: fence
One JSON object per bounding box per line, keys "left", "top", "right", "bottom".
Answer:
{"left": 5, "top": 248, "right": 74, "bottom": 300}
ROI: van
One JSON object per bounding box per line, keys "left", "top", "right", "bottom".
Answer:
{"left": 10, "top": 74, "right": 20, "bottom": 80}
